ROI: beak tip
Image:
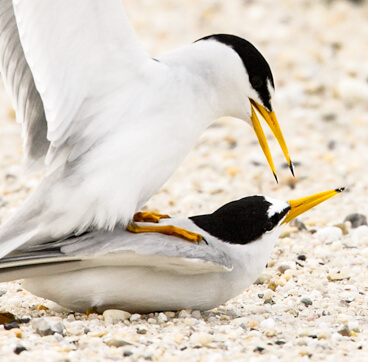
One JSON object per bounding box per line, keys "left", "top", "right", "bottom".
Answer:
{"left": 289, "top": 161, "right": 295, "bottom": 177}
{"left": 335, "top": 187, "right": 345, "bottom": 193}
{"left": 273, "top": 172, "right": 278, "bottom": 184}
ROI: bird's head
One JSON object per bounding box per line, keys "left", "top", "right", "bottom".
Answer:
{"left": 190, "top": 188, "right": 344, "bottom": 245}
{"left": 195, "top": 34, "right": 293, "bottom": 181}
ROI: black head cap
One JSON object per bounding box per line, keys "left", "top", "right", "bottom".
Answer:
{"left": 190, "top": 196, "right": 290, "bottom": 245}
{"left": 196, "top": 34, "right": 275, "bottom": 111}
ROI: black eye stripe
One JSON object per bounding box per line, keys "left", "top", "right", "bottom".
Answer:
{"left": 264, "top": 221, "right": 274, "bottom": 231}
{"left": 251, "top": 76, "right": 263, "bottom": 89}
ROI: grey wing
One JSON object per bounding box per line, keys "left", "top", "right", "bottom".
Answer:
{"left": 0, "top": 0, "right": 49, "bottom": 172}
{"left": 62, "top": 228, "right": 234, "bottom": 272}
{"left": 0, "top": 228, "right": 233, "bottom": 282}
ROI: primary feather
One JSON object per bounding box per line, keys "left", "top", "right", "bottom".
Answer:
{"left": 0, "top": 0, "right": 48, "bottom": 171}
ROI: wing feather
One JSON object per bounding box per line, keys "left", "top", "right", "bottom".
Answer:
{"left": 0, "top": 0, "right": 48, "bottom": 171}
{"left": 1, "top": 0, "right": 149, "bottom": 171}
{"left": 0, "top": 228, "right": 233, "bottom": 282}
{"left": 13, "top": 0, "right": 149, "bottom": 168}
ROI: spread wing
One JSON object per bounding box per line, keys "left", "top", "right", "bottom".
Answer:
{"left": 1, "top": 0, "right": 149, "bottom": 171}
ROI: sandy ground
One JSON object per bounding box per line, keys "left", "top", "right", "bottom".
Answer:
{"left": 1, "top": 0, "right": 368, "bottom": 360}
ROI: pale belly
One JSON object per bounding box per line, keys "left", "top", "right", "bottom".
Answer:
{"left": 23, "top": 266, "right": 238, "bottom": 313}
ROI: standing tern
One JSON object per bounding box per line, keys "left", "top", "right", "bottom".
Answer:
{"left": 0, "top": 189, "right": 343, "bottom": 313}
{"left": 0, "top": 0, "right": 292, "bottom": 257}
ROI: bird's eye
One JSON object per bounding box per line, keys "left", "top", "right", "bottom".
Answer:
{"left": 264, "top": 221, "right": 274, "bottom": 232}
{"left": 252, "top": 76, "right": 263, "bottom": 89}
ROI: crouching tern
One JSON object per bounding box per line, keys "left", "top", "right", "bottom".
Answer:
{"left": 0, "top": 0, "right": 293, "bottom": 256}
{"left": 0, "top": 188, "right": 343, "bottom": 314}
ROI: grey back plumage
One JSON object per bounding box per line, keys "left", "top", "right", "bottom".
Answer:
{"left": 0, "top": 226, "right": 233, "bottom": 282}
{"left": 0, "top": 0, "right": 49, "bottom": 171}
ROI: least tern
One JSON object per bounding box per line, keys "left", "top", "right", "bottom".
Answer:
{"left": 0, "top": 189, "right": 343, "bottom": 313}
{"left": 0, "top": 0, "right": 292, "bottom": 256}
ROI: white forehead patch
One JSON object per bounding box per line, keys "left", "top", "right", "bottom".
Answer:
{"left": 264, "top": 196, "right": 289, "bottom": 218}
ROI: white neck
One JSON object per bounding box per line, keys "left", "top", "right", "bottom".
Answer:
{"left": 212, "top": 224, "right": 284, "bottom": 296}
{"left": 158, "top": 40, "right": 253, "bottom": 123}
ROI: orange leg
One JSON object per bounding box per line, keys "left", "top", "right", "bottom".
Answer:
{"left": 133, "top": 211, "right": 170, "bottom": 223}
{"left": 85, "top": 307, "right": 99, "bottom": 315}
{"left": 127, "top": 223, "right": 203, "bottom": 243}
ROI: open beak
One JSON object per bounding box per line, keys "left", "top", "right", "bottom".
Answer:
{"left": 282, "top": 187, "right": 345, "bottom": 224}
{"left": 250, "top": 99, "right": 294, "bottom": 180}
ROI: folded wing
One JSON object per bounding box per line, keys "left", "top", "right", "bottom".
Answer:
{"left": 0, "top": 228, "right": 233, "bottom": 282}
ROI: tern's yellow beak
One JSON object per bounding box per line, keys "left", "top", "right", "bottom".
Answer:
{"left": 282, "top": 188, "right": 345, "bottom": 224}
{"left": 250, "top": 99, "right": 294, "bottom": 181}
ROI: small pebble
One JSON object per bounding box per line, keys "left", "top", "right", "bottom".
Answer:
{"left": 277, "top": 264, "right": 291, "bottom": 274}
{"left": 348, "top": 320, "right": 360, "bottom": 332}
{"left": 4, "top": 321, "right": 20, "bottom": 330}
{"left": 267, "top": 280, "right": 278, "bottom": 292}
{"left": 184, "top": 318, "right": 196, "bottom": 327}
{"left": 334, "top": 223, "right": 348, "bottom": 235}
{"left": 315, "top": 227, "right": 343, "bottom": 242}
{"left": 310, "top": 290, "right": 322, "bottom": 300}
{"left": 301, "top": 297, "right": 313, "bottom": 307}
{"left": 103, "top": 309, "right": 131, "bottom": 324}
{"left": 53, "top": 333, "right": 64, "bottom": 342}
{"left": 285, "top": 308, "right": 298, "bottom": 317}
{"left": 254, "top": 273, "right": 272, "bottom": 285}
{"left": 328, "top": 271, "right": 350, "bottom": 281}
{"left": 263, "top": 289, "right": 274, "bottom": 299}
{"left": 260, "top": 318, "right": 276, "bottom": 329}
{"left": 265, "top": 329, "right": 277, "bottom": 337}
{"left": 67, "top": 314, "right": 75, "bottom": 322}
{"left": 174, "top": 334, "right": 184, "bottom": 344}
{"left": 275, "top": 340, "right": 286, "bottom": 345}
{"left": 32, "top": 318, "right": 65, "bottom": 337}
{"left": 336, "top": 78, "right": 368, "bottom": 102}
{"left": 10, "top": 328, "right": 22, "bottom": 338}
{"left": 105, "top": 337, "right": 132, "bottom": 347}
{"left": 157, "top": 313, "right": 168, "bottom": 324}
{"left": 136, "top": 327, "right": 147, "bottom": 335}
{"left": 87, "top": 313, "right": 99, "bottom": 320}
{"left": 290, "top": 219, "right": 307, "bottom": 231}
{"left": 17, "top": 318, "right": 31, "bottom": 324}
{"left": 178, "top": 310, "right": 192, "bottom": 318}
{"left": 344, "top": 213, "right": 367, "bottom": 228}
{"left": 130, "top": 314, "right": 141, "bottom": 322}
{"left": 13, "top": 346, "right": 27, "bottom": 355}
{"left": 351, "top": 225, "right": 368, "bottom": 242}
{"left": 190, "top": 332, "right": 214, "bottom": 346}
{"left": 338, "top": 325, "right": 352, "bottom": 337}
